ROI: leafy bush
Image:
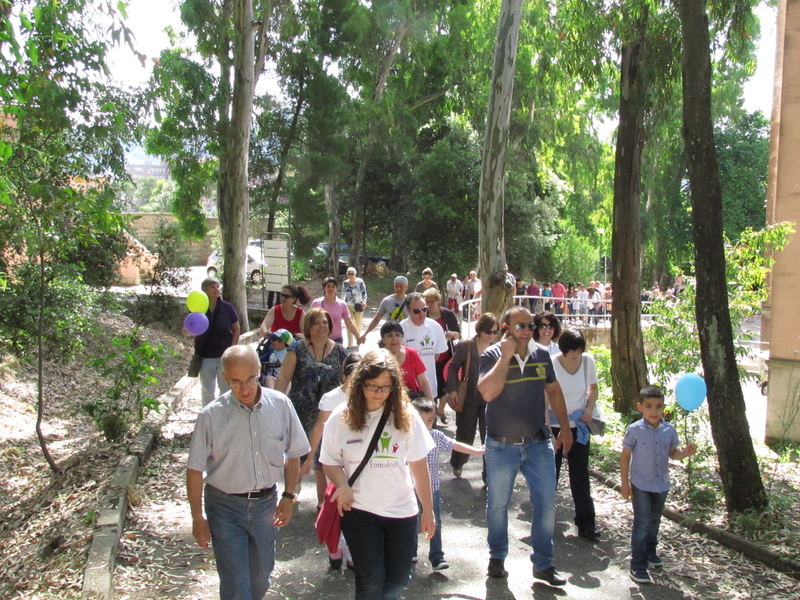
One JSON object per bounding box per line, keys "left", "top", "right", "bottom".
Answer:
{"left": 0, "top": 263, "right": 98, "bottom": 359}
{"left": 133, "top": 220, "right": 191, "bottom": 328}
{"left": 83, "top": 329, "right": 168, "bottom": 440}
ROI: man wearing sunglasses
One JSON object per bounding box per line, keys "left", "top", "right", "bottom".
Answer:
{"left": 477, "top": 306, "right": 573, "bottom": 587}
{"left": 400, "top": 293, "right": 447, "bottom": 402}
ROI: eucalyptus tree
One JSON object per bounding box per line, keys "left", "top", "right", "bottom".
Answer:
{"left": 677, "top": 0, "right": 767, "bottom": 512}
{"left": 147, "top": 0, "right": 278, "bottom": 325}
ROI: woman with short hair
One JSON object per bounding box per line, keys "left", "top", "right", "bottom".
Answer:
{"left": 380, "top": 321, "right": 434, "bottom": 401}
{"left": 549, "top": 329, "right": 600, "bottom": 541}
{"left": 533, "top": 311, "right": 562, "bottom": 356}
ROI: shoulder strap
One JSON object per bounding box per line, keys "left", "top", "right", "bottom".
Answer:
{"left": 463, "top": 340, "right": 472, "bottom": 382}
{"left": 347, "top": 408, "right": 390, "bottom": 487}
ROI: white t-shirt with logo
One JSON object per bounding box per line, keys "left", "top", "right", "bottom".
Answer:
{"left": 399, "top": 317, "right": 448, "bottom": 395}
{"left": 320, "top": 405, "right": 434, "bottom": 518}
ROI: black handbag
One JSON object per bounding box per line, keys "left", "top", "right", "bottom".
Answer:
{"left": 354, "top": 302, "right": 364, "bottom": 312}
{"left": 188, "top": 354, "right": 203, "bottom": 377}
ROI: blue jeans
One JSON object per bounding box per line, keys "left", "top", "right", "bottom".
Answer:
{"left": 200, "top": 357, "right": 230, "bottom": 407}
{"left": 414, "top": 490, "right": 443, "bottom": 563}
{"left": 485, "top": 435, "right": 557, "bottom": 571}
{"left": 341, "top": 508, "right": 417, "bottom": 600}
{"left": 630, "top": 484, "right": 668, "bottom": 571}
{"left": 204, "top": 484, "right": 278, "bottom": 600}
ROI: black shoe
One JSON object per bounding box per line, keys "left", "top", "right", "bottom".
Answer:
{"left": 437, "top": 412, "right": 449, "bottom": 425}
{"left": 487, "top": 558, "right": 508, "bottom": 578}
{"left": 329, "top": 557, "right": 342, "bottom": 569}
{"left": 533, "top": 567, "right": 567, "bottom": 586}
{"left": 578, "top": 526, "right": 601, "bottom": 541}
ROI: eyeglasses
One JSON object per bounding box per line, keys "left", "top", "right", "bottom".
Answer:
{"left": 538, "top": 323, "right": 554, "bottom": 330}
{"left": 281, "top": 293, "right": 293, "bottom": 299}
{"left": 515, "top": 323, "right": 536, "bottom": 332}
{"left": 412, "top": 306, "right": 428, "bottom": 314}
{"left": 484, "top": 330, "right": 499, "bottom": 336}
{"left": 364, "top": 383, "right": 394, "bottom": 394}
{"left": 229, "top": 375, "right": 258, "bottom": 388}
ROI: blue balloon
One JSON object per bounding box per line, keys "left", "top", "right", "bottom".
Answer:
{"left": 675, "top": 373, "right": 707, "bottom": 411}
{"left": 184, "top": 312, "right": 209, "bottom": 336}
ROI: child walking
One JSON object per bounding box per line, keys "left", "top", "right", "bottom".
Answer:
{"left": 620, "top": 385, "right": 696, "bottom": 584}
{"left": 411, "top": 398, "right": 484, "bottom": 571}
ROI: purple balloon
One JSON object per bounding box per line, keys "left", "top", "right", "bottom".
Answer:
{"left": 184, "top": 312, "right": 209, "bottom": 336}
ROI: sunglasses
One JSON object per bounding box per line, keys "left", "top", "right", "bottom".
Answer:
{"left": 412, "top": 306, "right": 429, "bottom": 314}
{"left": 515, "top": 322, "right": 536, "bottom": 332}
{"left": 484, "top": 329, "right": 499, "bottom": 336}
{"left": 281, "top": 293, "right": 293, "bottom": 299}
{"left": 538, "top": 323, "right": 555, "bottom": 330}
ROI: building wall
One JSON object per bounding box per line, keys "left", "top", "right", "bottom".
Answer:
{"left": 127, "top": 214, "right": 272, "bottom": 266}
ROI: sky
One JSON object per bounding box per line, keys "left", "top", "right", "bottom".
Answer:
{"left": 108, "top": 1, "right": 778, "bottom": 136}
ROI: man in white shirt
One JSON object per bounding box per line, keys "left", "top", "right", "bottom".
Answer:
{"left": 400, "top": 293, "right": 447, "bottom": 398}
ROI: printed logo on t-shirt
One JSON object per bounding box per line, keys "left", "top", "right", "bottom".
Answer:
{"left": 389, "top": 303, "right": 404, "bottom": 321}
{"left": 374, "top": 431, "right": 401, "bottom": 459}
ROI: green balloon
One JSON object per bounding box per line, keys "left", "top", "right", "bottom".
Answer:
{"left": 187, "top": 290, "right": 210, "bottom": 313}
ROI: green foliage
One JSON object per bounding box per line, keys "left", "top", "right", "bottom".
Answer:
{"left": 716, "top": 111, "right": 770, "bottom": 239}
{"left": 133, "top": 220, "right": 192, "bottom": 327}
{"left": 0, "top": 265, "right": 98, "bottom": 358}
{"left": 404, "top": 120, "right": 481, "bottom": 277}
{"left": 83, "top": 328, "right": 167, "bottom": 440}
{"left": 291, "top": 259, "right": 311, "bottom": 282}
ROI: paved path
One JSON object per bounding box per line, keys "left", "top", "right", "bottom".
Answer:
{"left": 112, "top": 379, "right": 796, "bottom": 600}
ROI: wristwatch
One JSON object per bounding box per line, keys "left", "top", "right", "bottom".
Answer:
{"left": 281, "top": 491, "right": 297, "bottom": 502}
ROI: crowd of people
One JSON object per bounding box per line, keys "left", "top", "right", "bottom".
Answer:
{"left": 183, "top": 268, "right": 695, "bottom": 600}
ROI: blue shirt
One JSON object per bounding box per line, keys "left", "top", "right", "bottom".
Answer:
{"left": 622, "top": 418, "right": 680, "bottom": 493}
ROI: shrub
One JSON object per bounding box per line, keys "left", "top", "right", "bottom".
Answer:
{"left": 83, "top": 328, "right": 168, "bottom": 440}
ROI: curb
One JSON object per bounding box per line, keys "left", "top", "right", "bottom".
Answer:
{"left": 589, "top": 468, "right": 800, "bottom": 581}
{"left": 81, "top": 330, "right": 261, "bottom": 599}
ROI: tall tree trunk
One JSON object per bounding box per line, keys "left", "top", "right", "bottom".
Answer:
{"left": 677, "top": 0, "right": 767, "bottom": 512}
{"left": 611, "top": 11, "right": 650, "bottom": 414}
{"left": 349, "top": 23, "right": 409, "bottom": 274}
{"left": 478, "top": 0, "right": 522, "bottom": 318}
{"left": 324, "top": 184, "right": 341, "bottom": 278}
{"left": 221, "top": 0, "right": 256, "bottom": 328}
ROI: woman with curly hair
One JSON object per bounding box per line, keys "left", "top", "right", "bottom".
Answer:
{"left": 321, "top": 349, "right": 435, "bottom": 600}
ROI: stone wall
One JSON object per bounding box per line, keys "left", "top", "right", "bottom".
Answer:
{"left": 127, "top": 214, "right": 272, "bottom": 266}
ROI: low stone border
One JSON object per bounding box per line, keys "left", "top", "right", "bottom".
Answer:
{"left": 81, "top": 330, "right": 260, "bottom": 599}
{"left": 589, "top": 468, "right": 800, "bottom": 581}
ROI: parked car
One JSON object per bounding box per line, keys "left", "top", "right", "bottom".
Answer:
{"left": 311, "top": 243, "right": 392, "bottom": 274}
{"left": 206, "top": 243, "right": 265, "bottom": 284}
{"left": 311, "top": 243, "right": 350, "bottom": 275}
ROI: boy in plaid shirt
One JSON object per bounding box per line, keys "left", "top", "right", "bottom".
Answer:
{"left": 412, "top": 398, "right": 484, "bottom": 571}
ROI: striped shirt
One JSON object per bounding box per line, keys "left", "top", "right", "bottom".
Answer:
{"left": 187, "top": 387, "right": 310, "bottom": 494}
{"left": 479, "top": 342, "right": 555, "bottom": 439}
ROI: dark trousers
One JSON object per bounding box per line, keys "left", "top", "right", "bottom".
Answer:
{"left": 552, "top": 427, "right": 596, "bottom": 531}
{"left": 630, "top": 484, "right": 668, "bottom": 571}
{"left": 341, "top": 508, "right": 417, "bottom": 600}
{"left": 450, "top": 397, "right": 486, "bottom": 481}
